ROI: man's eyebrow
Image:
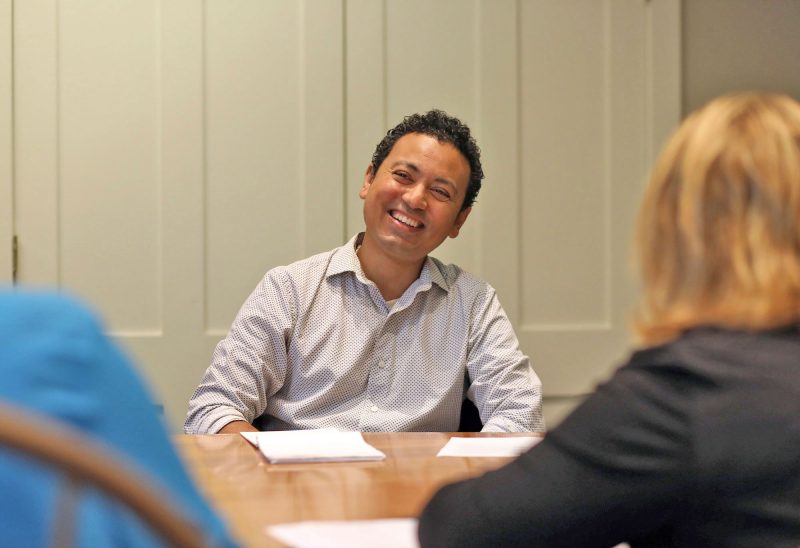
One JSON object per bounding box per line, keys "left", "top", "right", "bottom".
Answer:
{"left": 389, "top": 160, "right": 421, "bottom": 173}
{"left": 389, "top": 160, "right": 459, "bottom": 192}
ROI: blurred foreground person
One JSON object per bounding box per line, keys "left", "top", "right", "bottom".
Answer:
{"left": 418, "top": 93, "right": 800, "bottom": 547}
{"left": 0, "top": 291, "right": 237, "bottom": 547}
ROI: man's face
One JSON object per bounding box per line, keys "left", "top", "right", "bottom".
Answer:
{"left": 359, "top": 132, "right": 472, "bottom": 265}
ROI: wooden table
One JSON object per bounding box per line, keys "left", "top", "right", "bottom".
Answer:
{"left": 175, "top": 432, "right": 536, "bottom": 547}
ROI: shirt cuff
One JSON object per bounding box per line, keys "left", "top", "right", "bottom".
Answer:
{"left": 481, "top": 415, "right": 532, "bottom": 433}
{"left": 186, "top": 407, "right": 249, "bottom": 434}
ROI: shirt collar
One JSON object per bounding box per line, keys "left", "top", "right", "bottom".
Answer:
{"left": 326, "top": 233, "right": 450, "bottom": 292}
{"left": 326, "top": 233, "right": 363, "bottom": 278}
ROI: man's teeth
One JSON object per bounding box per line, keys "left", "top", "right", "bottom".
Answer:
{"left": 391, "top": 212, "right": 421, "bottom": 228}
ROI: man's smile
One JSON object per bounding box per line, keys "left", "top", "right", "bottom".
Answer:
{"left": 389, "top": 210, "right": 424, "bottom": 229}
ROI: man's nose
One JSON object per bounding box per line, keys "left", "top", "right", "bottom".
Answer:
{"left": 404, "top": 183, "right": 427, "bottom": 210}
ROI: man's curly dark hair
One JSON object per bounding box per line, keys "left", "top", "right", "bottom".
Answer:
{"left": 370, "top": 110, "right": 484, "bottom": 211}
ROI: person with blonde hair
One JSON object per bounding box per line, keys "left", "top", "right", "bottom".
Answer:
{"left": 418, "top": 93, "right": 800, "bottom": 547}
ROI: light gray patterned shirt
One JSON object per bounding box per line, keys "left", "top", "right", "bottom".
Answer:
{"left": 184, "top": 234, "right": 544, "bottom": 434}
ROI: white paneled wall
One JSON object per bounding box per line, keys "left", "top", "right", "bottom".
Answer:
{"left": 7, "top": 1, "right": 680, "bottom": 430}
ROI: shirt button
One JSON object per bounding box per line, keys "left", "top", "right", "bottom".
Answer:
{"left": 370, "top": 405, "right": 378, "bottom": 412}
{"left": 378, "top": 360, "right": 386, "bottom": 368}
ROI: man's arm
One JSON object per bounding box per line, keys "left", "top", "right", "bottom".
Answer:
{"left": 466, "top": 285, "right": 545, "bottom": 432}
{"left": 217, "top": 420, "right": 258, "bottom": 434}
{"left": 184, "top": 269, "right": 295, "bottom": 434}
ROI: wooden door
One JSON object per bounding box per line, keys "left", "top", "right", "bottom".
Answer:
{"left": 11, "top": 0, "right": 345, "bottom": 429}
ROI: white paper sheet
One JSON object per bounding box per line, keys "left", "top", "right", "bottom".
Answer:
{"left": 240, "top": 429, "right": 386, "bottom": 463}
{"left": 267, "top": 518, "right": 419, "bottom": 548}
{"left": 436, "top": 436, "right": 542, "bottom": 457}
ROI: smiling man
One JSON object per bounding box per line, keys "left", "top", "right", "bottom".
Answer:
{"left": 185, "top": 110, "right": 544, "bottom": 435}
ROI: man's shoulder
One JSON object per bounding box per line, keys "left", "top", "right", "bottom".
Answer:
{"left": 286, "top": 246, "right": 339, "bottom": 270}
{"left": 263, "top": 243, "right": 347, "bottom": 290}
{"left": 426, "top": 256, "right": 491, "bottom": 295}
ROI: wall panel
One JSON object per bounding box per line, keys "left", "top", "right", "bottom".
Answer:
{"left": 59, "top": 1, "right": 161, "bottom": 332}
{"left": 520, "top": 1, "right": 608, "bottom": 327}
{"left": 204, "top": 1, "right": 305, "bottom": 332}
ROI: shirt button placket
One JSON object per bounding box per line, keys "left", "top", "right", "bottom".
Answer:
{"left": 362, "top": 321, "right": 389, "bottom": 429}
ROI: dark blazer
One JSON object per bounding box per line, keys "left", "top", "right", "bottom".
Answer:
{"left": 419, "top": 327, "right": 800, "bottom": 547}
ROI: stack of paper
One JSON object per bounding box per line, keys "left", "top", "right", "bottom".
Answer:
{"left": 436, "top": 436, "right": 542, "bottom": 457}
{"left": 240, "top": 429, "right": 386, "bottom": 463}
{"left": 268, "top": 518, "right": 418, "bottom": 548}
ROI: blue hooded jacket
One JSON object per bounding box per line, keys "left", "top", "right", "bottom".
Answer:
{"left": 0, "top": 290, "right": 238, "bottom": 547}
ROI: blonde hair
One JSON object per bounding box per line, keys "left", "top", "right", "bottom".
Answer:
{"left": 634, "top": 93, "right": 800, "bottom": 345}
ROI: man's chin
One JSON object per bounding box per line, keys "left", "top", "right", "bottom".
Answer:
{"left": 373, "top": 237, "right": 429, "bottom": 263}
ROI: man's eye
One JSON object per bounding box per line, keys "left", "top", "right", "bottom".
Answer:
{"left": 393, "top": 171, "right": 411, "bottom": 181}
{"left": 432, "top": 188, "right": 451, "bottom": 200}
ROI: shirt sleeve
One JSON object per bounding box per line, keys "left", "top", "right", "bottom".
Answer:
{"left": 184, "top": 268, "right": 296, "bottom": 434}
{"left": 418, "top": 358, "right": 693, "bottom": 547}
{"left": 466, "top": 285, "right": 545, "bottom": 432}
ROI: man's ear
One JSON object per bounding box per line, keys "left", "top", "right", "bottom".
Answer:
{"left": 448, "top": 207, "right": 472, "bottom": 238}
{"left": 359, "top": 165, "right": 375, "bottom": 199}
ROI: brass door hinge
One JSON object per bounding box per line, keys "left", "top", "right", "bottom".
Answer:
{"left": 11, "top": 235, "right": 18, "bottom": 284}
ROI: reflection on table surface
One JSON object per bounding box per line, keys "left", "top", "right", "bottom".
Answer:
{"left": 175, "top": 432, "right": 539, "bottom": 548}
